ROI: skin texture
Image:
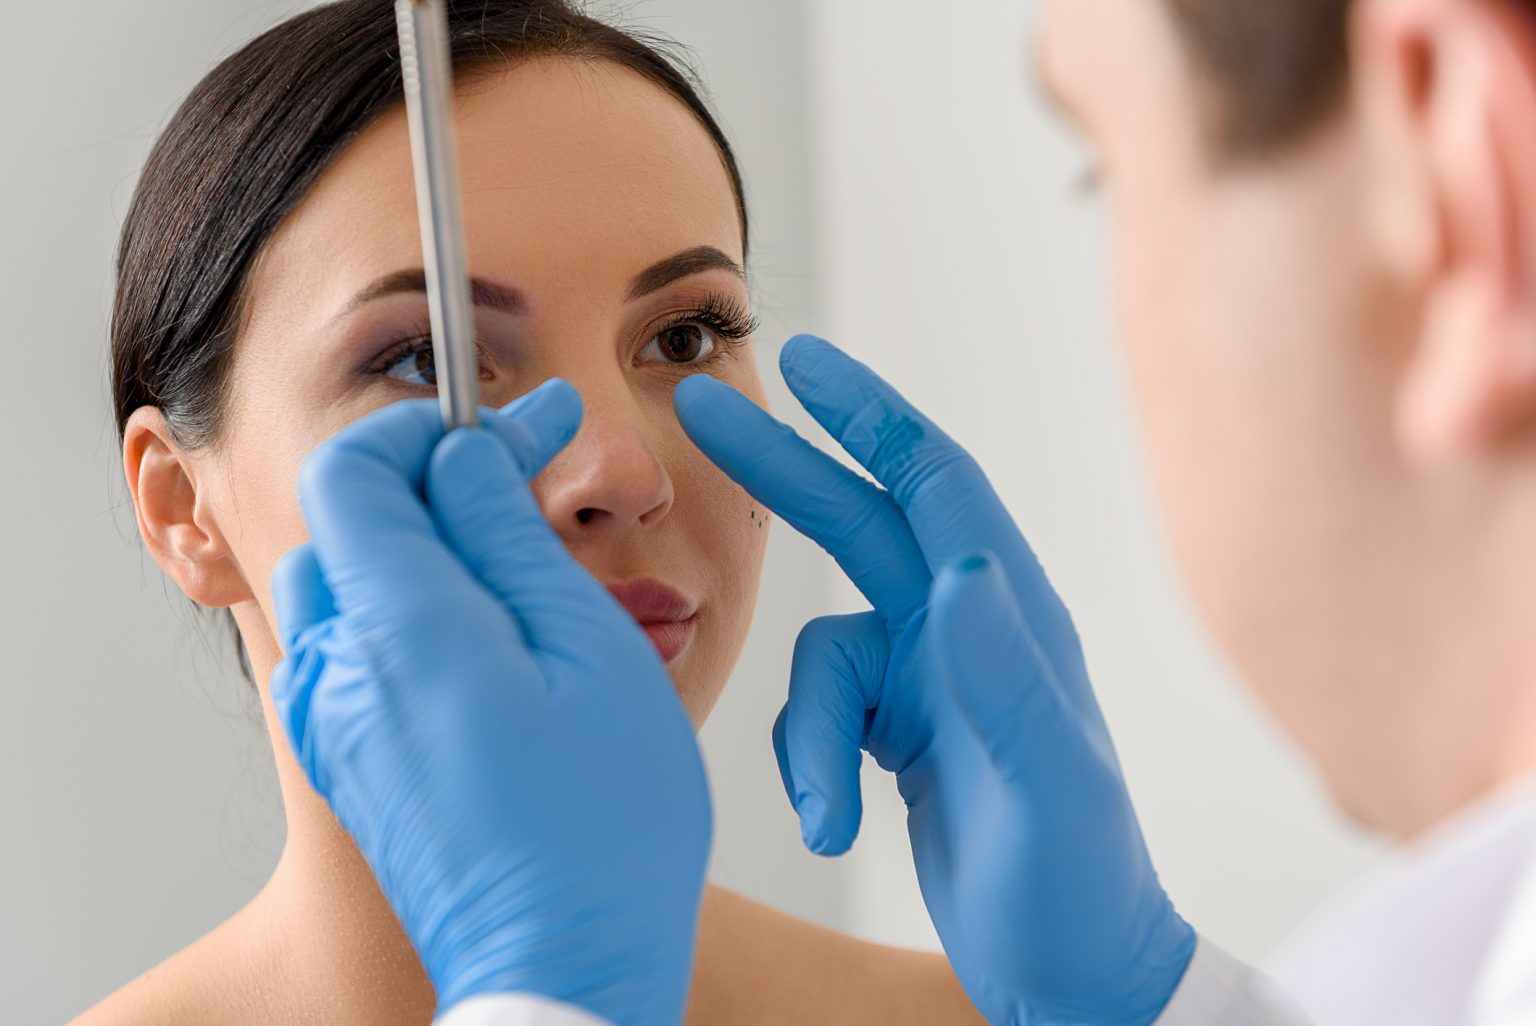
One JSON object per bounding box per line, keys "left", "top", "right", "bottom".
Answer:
{"left": 88, "top": 59, "right": 981, "bottom": 1026}
{"left": 1037, "top": 0, "right": 1536, "bottom": 840}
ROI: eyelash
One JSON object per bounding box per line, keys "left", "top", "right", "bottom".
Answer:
{"left": 646, "top": 292, "right": 760, "bottom": 367}
{"left": 365, "top": 291, "right": 760, "bottom": 383}
{"left": 365, "top": 324, "right": 485, "bottom": 382}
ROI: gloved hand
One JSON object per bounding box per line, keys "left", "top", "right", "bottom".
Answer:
{"left": 269, "top": 383, "right": 711, "bottom": 1026}
{"left": 674, "top": 337, "right": 1196, "bottom": 1026}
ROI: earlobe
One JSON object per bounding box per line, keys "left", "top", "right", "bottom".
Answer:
{"left": 1360, "top": 0, "right": 1536, "bottom": 464}
{"left": 123, "top": 408, "right": 252, "bottom": 608}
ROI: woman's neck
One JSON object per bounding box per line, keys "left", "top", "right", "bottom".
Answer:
{"left": 247, "top": 631, "right": 438, "bottom": 1021}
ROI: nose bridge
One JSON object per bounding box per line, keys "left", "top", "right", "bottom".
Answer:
{"left": 534, "top": 370, "right": 673, "bottom": 536}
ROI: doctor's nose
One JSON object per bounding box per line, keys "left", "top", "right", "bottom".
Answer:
{"left": 532, "top": 385, "right": 674, "bottom": 542}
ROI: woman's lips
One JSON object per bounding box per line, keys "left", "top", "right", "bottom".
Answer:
{"left": 605, "top": 578, "right": 700, "bottom": 664}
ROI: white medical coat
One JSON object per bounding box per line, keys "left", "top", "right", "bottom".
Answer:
{"left": 1270, "top": 775, "right": 1536, "bottom": 1026}
{"left": 430, "top": 941, "right": 1308, "bottom": 1026}
{"left": 433, "top": 777, "right": 1536, "bottom": 1026}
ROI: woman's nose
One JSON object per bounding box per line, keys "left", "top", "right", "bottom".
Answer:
{"left": 533, "top": 387, "right": 674, "bottom": 542}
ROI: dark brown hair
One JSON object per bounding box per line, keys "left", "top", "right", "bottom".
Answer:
{"left": 1163, "top": 0, "right": 1353, "bottom": 156}
{"left": 1164, "top": 0, "right": 1536, "bottom": 156}
{"left": 111, "top": 0, "right": 747, "bottom": 451}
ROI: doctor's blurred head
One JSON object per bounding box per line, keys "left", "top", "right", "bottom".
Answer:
{"left": 1038, "top": 0, "right": 1536, "bottom": 840}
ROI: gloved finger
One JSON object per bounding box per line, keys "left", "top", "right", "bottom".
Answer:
{"left": 771, "top": 704, "right": 796, "bottom": 807}
{"left": 298, "top": 399, "right": 490, "bottom": 622}
{"left": 491, "top": 378, "right": 585, "bottom": 479}
{"left": 674, "top": 374, "right": 930, "bottom": 628}
{"left": 268, "top": 544, "right": 332, "bottom": 796}
{"left": 929, "top": 551, "right": 1077, "bottom": 785}
{"left": 778, "top": 336, "right": 1078, "bottom": 653}
{"left": 782, "top": 613, "right": 890, "bottom": 856}
{"left": 271, "top": 543, "right": 336, "bottom": 652}
{"left": 425, "top": 425, "right": 651, "bottom": 672}
{"left": 298, "top": 387, "right": 582, "bottom": 620}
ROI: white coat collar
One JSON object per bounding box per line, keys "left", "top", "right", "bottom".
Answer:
{"left": 1271, "top": 774, "right": 1536, "bottom": 1026}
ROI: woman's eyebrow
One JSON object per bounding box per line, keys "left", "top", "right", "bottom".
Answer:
{"left": 328, "top": 247, "right": 743, "bottom": 325}
{"left": 628, "top": 246, "right": 746, "bottom": 300}
{"left": 329, "top": 269, "right": 526, "bottom": 325}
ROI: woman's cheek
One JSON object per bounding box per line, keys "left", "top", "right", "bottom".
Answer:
{"left": 706, "top": 470, "right": 770, "bottom": 646}
{"left": 678, "top": 439, "right": 767, "bottom": 625}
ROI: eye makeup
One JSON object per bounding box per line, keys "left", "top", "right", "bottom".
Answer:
{"left": 639, "top": 291, "right": 759, "bottom": 368}
{"left": 359, "top": 288, "right": 759, "bottom": 389}
{"left": 363, "top": 318, "right": 494, "bottom": 387}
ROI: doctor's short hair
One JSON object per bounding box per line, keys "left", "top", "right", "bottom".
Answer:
{"left": 1165, "top": 0, "right": 1533, "bottom": 156}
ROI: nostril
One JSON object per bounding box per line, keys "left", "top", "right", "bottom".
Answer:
{"left": 576, "top": 508, "right": 598, "bottom": 526}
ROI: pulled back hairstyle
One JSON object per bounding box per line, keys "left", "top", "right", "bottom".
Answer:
{"left": 112, "top": 0, "right": 747, "bottom": 451}
{"left": 1165, "top": 0, "right": 1535, "bottom": 156}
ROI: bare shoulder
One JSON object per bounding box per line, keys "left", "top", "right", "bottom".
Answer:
{"left": 689, "top": 886, "right": 986, "bottom": 1026}
{"left": 67, "top": 898, "right": 294, "bottom": 1026}
{"left": 67, "top": 879, "right": 434, "bottom": 1026}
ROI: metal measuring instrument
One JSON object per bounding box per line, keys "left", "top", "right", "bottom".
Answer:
{"left": 395, "top": 0, "right": 480, "bottom": 430}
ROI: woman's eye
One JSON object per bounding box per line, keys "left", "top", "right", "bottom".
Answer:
{"left": 382, "top": 341, "right": 437, "bottom": 386}
{"left": 640, "top": 323, "right": 718, "bottom": 366}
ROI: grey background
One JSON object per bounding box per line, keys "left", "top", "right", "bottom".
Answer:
{"left": 2, "top": 2, "right": 1383, "bottom": 1022}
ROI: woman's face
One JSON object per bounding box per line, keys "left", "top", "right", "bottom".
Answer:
{"left": 186, "top": 58, "right": 769, "bottom": 726}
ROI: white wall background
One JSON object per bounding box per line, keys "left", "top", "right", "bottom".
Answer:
{"left": 2, "top": 2, "right": 1383, "bottom": 1023}
{"left": 3, "top": 3, "right": 303, "bottom": 1019}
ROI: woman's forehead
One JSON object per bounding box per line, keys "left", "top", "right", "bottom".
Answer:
{"left": 249, "top": 57, "right": 744, "bottom": 326}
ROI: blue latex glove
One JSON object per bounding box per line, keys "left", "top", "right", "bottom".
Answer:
{"left": 674, "top": 337, "right": 1196, "bottom": 1026}
{"left": 269, "top": 383, "right": 711, "bottom": 1026}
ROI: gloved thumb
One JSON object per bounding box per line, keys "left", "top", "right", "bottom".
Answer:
{"left": 779, "top": 613, "right": 889, "bottom": 856}
{"left": 929, "top": 551, "right": 1075, "bottom": 783}
{"left": 272, "top": 543, "right": 336, "bottom": 652}
{"left": 489, "top": 377, "right": 586, "bottom": 480}
{"left": 268, "top": 543, "right": 336, "bottom": 797}
{"left": 427, "top": 388, "right": 643, "bottom": 669}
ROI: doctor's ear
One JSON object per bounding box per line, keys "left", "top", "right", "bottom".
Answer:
{"left": 1355, "top": 0, "right": 1536, "bottom": 465}
{"left": 123, "top": 407, "right": 251, "bottom": 609}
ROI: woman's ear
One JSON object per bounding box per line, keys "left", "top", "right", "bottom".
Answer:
{"left": 123, "top": 407, "right": 252, "bottom": 608}
{"left": 1356, "top": 0, "right": 1536, "bottom": 465}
